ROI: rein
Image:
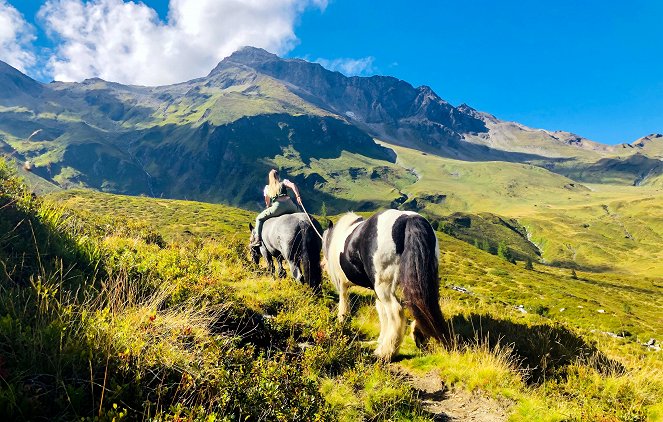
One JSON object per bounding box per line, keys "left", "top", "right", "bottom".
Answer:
{"left": 299, "top": 201, "right": 324, "bottom": 240}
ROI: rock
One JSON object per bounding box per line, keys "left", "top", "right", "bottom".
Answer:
{"left": 597, "top": 309, "right": 605, "bottom": 313}
{"left": 451, "top": 286, "right": 471, "bottom": 294}
{"left": 559, "top": 308, "right": 566, "bottom": 312}
{"left": 642, "top": 339, "right": 661, "bottom": 351}
{"left": 516, "top": 305, "right": 527, "bottom": 314}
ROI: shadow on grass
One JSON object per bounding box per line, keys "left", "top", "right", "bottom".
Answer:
{"left": 448, "top": 313, "right": 625, "bottom": 384}
{"left": 0, "top": 196, "right": 103, "bottom": 287}
{"left": 548, "top": 259, "right": 615, "bottom": 273}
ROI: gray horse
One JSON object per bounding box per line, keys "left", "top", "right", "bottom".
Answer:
{"left": 249, "top": 212, "right": 322, "bottom": 291}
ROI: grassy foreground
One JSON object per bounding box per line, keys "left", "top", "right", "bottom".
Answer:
{"left": 2, "top": 161, "right": 663, "bottom": 420}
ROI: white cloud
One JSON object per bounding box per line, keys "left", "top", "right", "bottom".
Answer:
{"left": 0, "top": 0, "right": 36, "bottom": 72}
{"left": 38, "top": 0, "right": 328, "bottom": 85}
{"left": 315, "top": 56, "right": 375, "bottom": 76}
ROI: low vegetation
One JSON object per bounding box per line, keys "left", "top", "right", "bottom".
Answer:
{"left": 2, "top": 159, "right": 663, "bottom": 420}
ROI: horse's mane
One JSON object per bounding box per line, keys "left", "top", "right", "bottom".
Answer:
{"left": 325, "top": 212, "right": 363, "bottom": 288}
{"left": 334, "top": 212, "right": 363, "bottom": 232}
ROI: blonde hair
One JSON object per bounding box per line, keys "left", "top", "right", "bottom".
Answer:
{"left": 266, "top": 169, "right": 281, "bottom": 198}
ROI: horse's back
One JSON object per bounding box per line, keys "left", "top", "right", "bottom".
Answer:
{"left": 336, "top": 209, "right": 437, "bottom": 286}
{"left": 262, "top": 212, "right": 321, "bottom": 252}
{"left": 263, "top": 212, "right": 312, "bottom": 236}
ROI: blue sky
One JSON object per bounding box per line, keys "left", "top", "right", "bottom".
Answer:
{"left": 3, "top": 0, "right": 663, "bottom": 144}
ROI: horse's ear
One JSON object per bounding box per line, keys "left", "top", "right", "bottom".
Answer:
{"left": 249, "top": 223, "right": 254, "bottom": 232}
{"left": 327, "top": 220, "right": 333, "bottom": 229}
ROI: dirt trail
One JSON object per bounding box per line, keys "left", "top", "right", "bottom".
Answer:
{"left": 393, "top": 365, "right": 512, "bottom": 421}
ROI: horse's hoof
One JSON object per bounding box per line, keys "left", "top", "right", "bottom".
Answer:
{"left": 373, "top": 348, "right": 394, "bottom": 362}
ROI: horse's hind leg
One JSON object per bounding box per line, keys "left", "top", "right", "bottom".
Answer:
{"left": 410, "top": 320, "right": 427, "bottom": 349}
{"left": 373, "top": 283, "right": 405, "bottom": 361}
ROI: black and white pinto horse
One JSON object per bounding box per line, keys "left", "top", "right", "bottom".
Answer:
{"left": 322, "top": 209, "right": 450, "bottom": 360}
{"left": 249, "top": 213, "right": 322, "bottom": 291}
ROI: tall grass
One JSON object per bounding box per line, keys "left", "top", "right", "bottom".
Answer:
{"left": 0, "top": 159, "right": 429, "bottom": 420}
{"left": 3, "top": 158, "right": 663, "bottom": 421}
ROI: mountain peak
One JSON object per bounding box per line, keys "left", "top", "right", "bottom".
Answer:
{"left": 209, "top": 46, "right": 279, "bottom": 75}
{"left": 232, "top": 46, "right": 277, "bottom": 58}
{"left": 632, "top": 133, "right": 663, "bottom": 147}
{"left": 227, "top": 46, "right": 279, "bottom": 65}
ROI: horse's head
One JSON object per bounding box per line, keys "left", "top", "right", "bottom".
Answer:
{"left": 248, "top": 223, "right": 261, "bottom": 265}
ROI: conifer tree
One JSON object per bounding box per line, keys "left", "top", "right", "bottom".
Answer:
{"left": 497, "top": 240, "right": 513, "bottom": 263}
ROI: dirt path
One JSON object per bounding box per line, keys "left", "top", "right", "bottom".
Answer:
{"left": 393, "top": 365, "right": 512, "bottom": 421}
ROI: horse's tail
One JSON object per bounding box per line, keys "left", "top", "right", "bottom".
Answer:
{"left": 300, "top": 219, "right": 322, "bottom": 292}
{"left": 400, "top": 215, "right": 450, "bottom": 345}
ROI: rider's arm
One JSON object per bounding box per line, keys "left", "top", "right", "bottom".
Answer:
{"left": 283, "top": 179, "right": 302, "bottom": 204}
{"left": 264, "top": 194, "right": 270, "bottom": 207}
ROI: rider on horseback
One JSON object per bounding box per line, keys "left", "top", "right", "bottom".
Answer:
{"left": 250, "top": 169, "right": 303, "bottom": 247}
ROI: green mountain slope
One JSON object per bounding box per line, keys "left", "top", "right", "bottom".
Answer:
{"left": 383, "top": 143, "right": 663, "bottom": 275}
{"left": 2, "top": 46, "right": 663, "bottom": 209}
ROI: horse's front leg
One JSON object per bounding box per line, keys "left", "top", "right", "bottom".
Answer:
{"left": 261, "top": 248, "right": 275, "bottom": 275}
{"left": 288, "top": 259, "right": 302, "bottom": 283}
{"left": 276, "top": 257, "right": 287, "bottom": 278}
{"left": 337, "top": 280, "right": 350, "bottom": 322}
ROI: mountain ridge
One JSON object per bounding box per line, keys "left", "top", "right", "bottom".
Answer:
{"left": 0, "top": 47, "right": 661, "bottom": 210}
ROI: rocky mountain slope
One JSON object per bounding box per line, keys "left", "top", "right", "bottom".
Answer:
{"left": 0, "top": 46, "right": 661, "bottom": 211}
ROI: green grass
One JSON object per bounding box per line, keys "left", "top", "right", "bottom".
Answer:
{"left": 49, "top": 189, "right": 255, "bottom": 240}
{"left": 0, "top": 162, "right": 429, "bottom": 420}
{"left": 380, "top": 142, "right": 663, "bottom": 276}
{"left": 4, "top": 160, "right": 663, "bottom": 420}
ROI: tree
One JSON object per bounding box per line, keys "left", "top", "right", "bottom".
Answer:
{"left": 570, "top": 268, "right": 578, "bottom": 279}
{"left": 525, "top": 258, "right": 534, "bottom": 270}
{"left": 319, "top": 202, "right": 328, "bottom": 229}
{"left": 480, "top": 239, "right": 490, "bottom": 252}
{"left": 497, "top": 240, "right": 514, "bottom": 263}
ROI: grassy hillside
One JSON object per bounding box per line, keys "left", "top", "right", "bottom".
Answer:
{"left": 433, "top": 212, "right": 541, "bottom": 262}
{"left": 1, "top": 177, "right": 647, "bottom": 419}
{"left": 384, "top": 142, "right": 663, "bottom": 276}
{"left": 50, "top": 189, "right": 255, "bottom": 240}
{"left": 1, "top": 160, "right": 433, "bottom": 420}
{"left": 36, "top": 133, "right": 662, "bottom": 279}
{"left": 47, "top": 188, "right": 663, "bottom": 347}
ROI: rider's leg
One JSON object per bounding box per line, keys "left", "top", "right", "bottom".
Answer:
{"left": 253, "top": 203, "right": 279, "bottom": 245}
{"left": 253, "top": 199, "right": 299, "bottom": 246}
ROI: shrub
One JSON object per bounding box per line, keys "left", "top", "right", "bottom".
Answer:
{"left": 497, "top": 240, "right": 515, "bottom": 263}
{"left": 525, "top": 258, "right": 534, "bottom": 270}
